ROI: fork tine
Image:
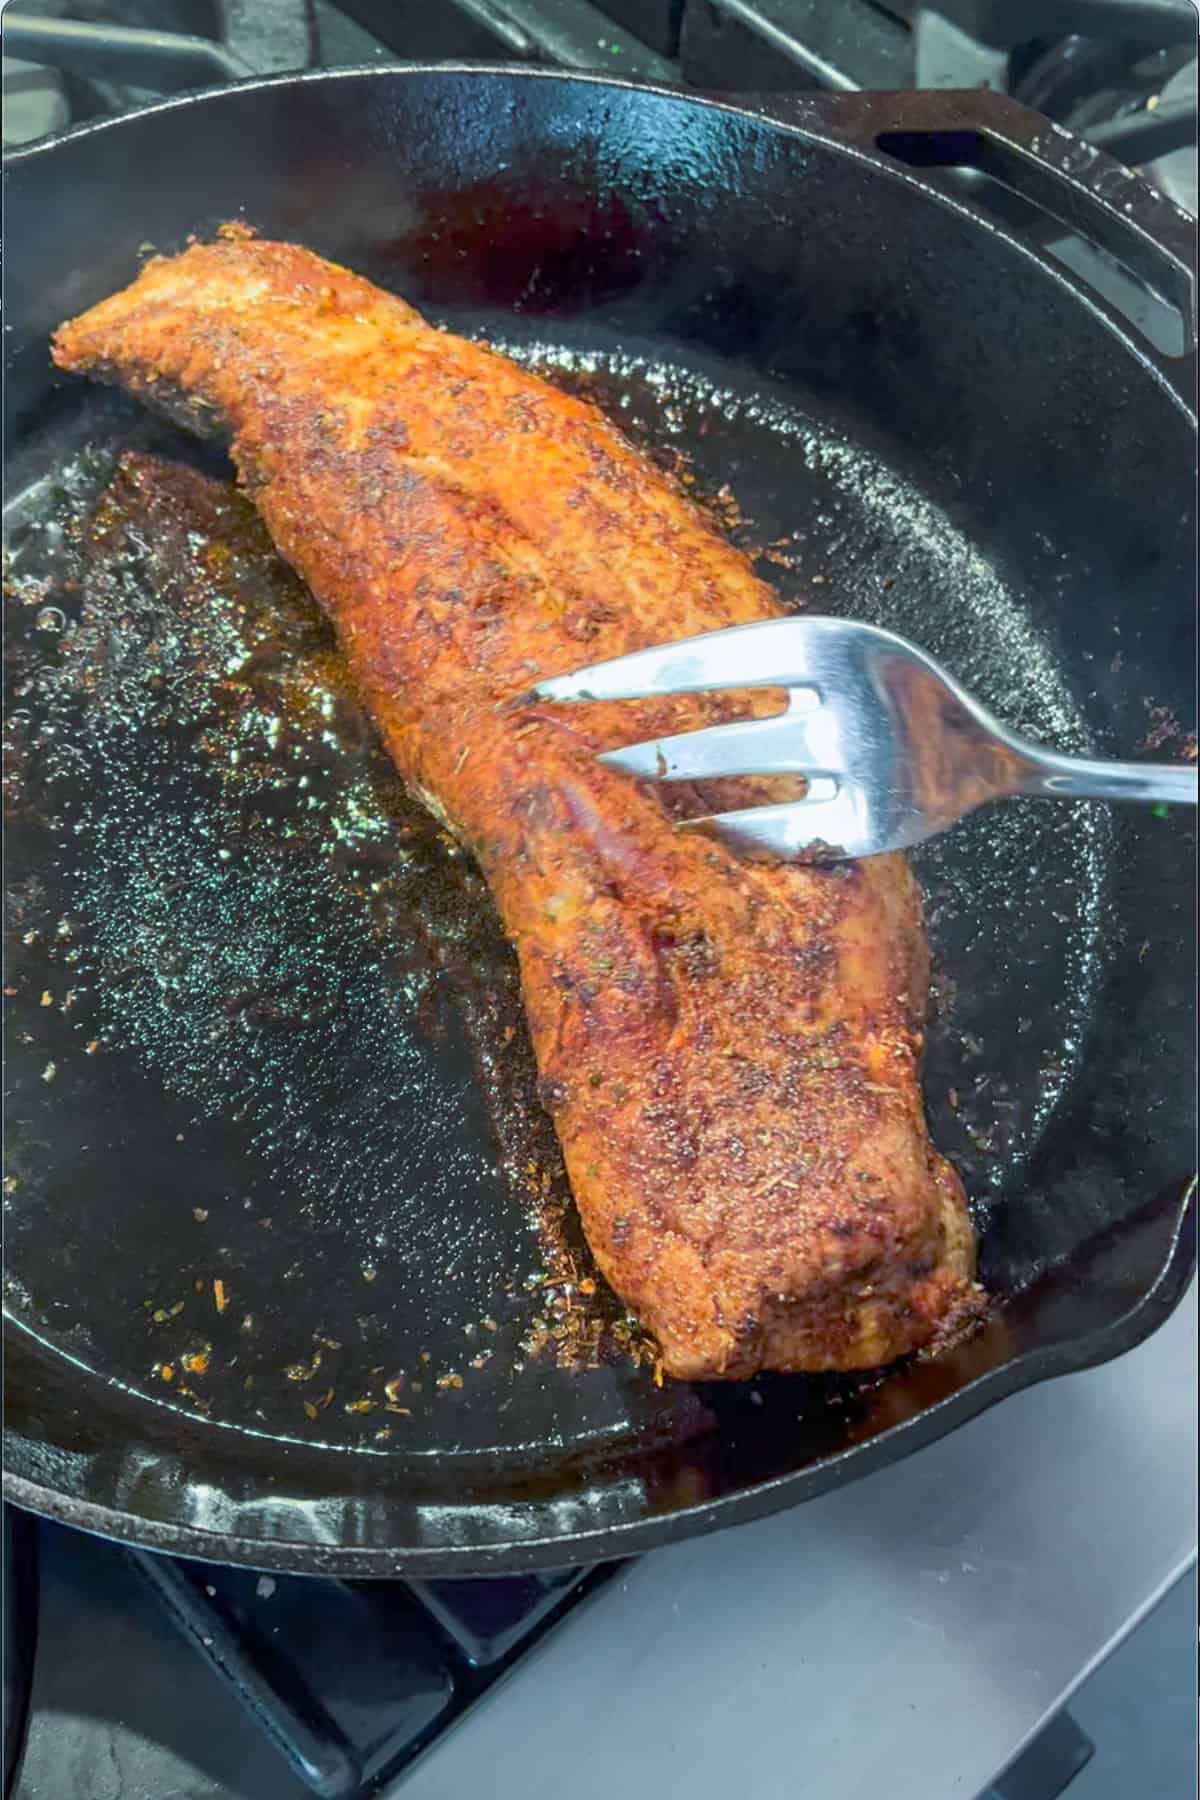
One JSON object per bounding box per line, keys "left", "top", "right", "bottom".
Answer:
{"left": 531, "top": 617, "right": 828, "bottom": 704}
{"left": 598, "top": 704, "right": 837, "bottom": 782}
{"left": 680, "top": 788, "right": 864, "bottom": 862}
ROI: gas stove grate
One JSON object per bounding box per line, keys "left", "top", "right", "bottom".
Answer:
{"left": 127, "top": 1544, "right": 622, "bottom": 1799}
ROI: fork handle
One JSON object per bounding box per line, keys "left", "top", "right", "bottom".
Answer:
{"left": 1013, "top": 751, "right": 1198, "bottom": 807}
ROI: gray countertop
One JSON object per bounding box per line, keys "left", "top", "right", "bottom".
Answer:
{"left": 397, "top": 1280, "right": 1197, "bottom": 1800}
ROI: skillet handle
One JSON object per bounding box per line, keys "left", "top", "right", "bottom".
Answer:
{"left": 724, "top": 88, "right": 1197, "bottom": 408}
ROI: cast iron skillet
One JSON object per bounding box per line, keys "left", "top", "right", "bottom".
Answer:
{"left": 2, "top": 68, "right": 1196, "bottom": 1575}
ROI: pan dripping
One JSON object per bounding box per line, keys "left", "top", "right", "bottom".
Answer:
{"left": 4, "top": 447, "right": 656, "bottom": 1442}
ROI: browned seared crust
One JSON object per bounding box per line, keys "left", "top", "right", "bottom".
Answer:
{"left": 52, "top": 235, "right": 979, "bottom": 1379}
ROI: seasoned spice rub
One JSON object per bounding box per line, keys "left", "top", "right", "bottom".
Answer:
{"left": 53, "top": 235, "right": 979, "bottom": 1380}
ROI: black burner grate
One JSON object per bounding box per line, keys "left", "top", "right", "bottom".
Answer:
{"left": 4, "top": 1513, "right": 621, "bottom": 1799}
{"left": 127, "top": 1544, "right": 620, "bottom": 1798}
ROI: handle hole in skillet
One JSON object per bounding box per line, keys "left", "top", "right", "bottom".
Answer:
{"left": 875, "top": 127, "right": 1190, "bottom": 359}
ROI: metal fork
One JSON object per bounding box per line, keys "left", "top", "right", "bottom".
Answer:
{"left": 531, "top": 616, "right": 1198, "bottom": 861}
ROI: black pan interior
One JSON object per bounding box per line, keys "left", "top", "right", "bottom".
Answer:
{"left": 3, "top": 71, "right": 1195, "bottom": 1573}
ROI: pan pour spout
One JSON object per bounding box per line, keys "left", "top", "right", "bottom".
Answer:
{"left": 52, "top": 234, "right": 981, "bottom": 1380}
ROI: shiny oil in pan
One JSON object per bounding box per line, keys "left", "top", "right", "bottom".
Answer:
{"left": 2, "top": 336, "right": 1107, "bottom": 1471}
